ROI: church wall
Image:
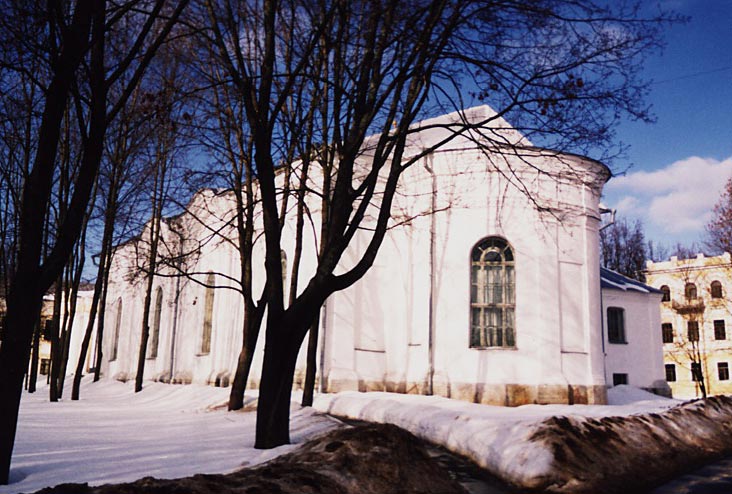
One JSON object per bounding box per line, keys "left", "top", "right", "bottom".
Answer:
{"left": 98, "top": 108, "right": 617, "bottom": 407}
{"left": 323, "top": 147, "right": 609, "bottom": 405}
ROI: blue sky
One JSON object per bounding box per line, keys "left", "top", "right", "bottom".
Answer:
{"left": 601, "top": 0, "right": 732, "bottom": 251}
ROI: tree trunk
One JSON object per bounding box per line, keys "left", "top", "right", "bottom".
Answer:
{"left": 72, "top": 241, "right": 108, "bottom": 400}
{"left": 228, "top": 345, "right": 255, "bottom": 410}
{"left": 0, "top": 282, "right": 43, "bottom": 484}
{"left": 134, "top": 225, "right": 161, "bottom": 393}
{"left": 28, "top": 322, "right": 41, "bottom": 394}
{"left": 49, "top": 280, "right": 64, "bottom": 402}
{"left": 228, "top": 312, "right": 261, "bottom": 410}
{"left": 254, "top": 331, "right": 301, "bottom": 449}
{"left": 93, "top": 242, "right": 114, "bottom": 382}
{"left": 135, "top": 237, "right": 159, "bottom": 393}
{"left": 301, "top": 313, "right": 320, "bottom": 407}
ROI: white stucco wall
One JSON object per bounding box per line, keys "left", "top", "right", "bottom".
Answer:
{"left": 601, "top": 288, "right": 666, "bottom": 391}
{"left": 100, "top": 106, "right": 616, "bottom": 405}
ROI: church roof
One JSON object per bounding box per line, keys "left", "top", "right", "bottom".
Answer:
{"left": 600, "top": 267, "right": 663, "bottom": 294}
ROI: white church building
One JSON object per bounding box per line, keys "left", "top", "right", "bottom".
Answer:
{"left": 98, "top": 106, "right": 668, "bottom": 406}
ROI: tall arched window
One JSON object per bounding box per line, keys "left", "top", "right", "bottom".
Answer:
{"left": 470, "top": 237, "right": 515, "bottom": 348}
{"left": 685, "top": 282, "right": 697, "bottom": 300}
{"left": 660, "top": 285, "right": 670, "bottom": 302}
{"left": 148, "top": 287, "right": 163, "bottom": 359}
{"left": 711, "top": 280, "right": 723, "bottom": 299}
{"left": 200, "top": 272, "right": 215, "bottom": 355}
{"left": 110, "top": 297, "right": 122, "bottom": 361}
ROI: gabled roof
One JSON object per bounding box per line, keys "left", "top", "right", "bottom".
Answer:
{"left": 600, "top": 267, "right": 663, "bottom": 294}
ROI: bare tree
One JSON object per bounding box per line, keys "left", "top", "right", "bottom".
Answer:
{"left": 201, "top": 0, "right": 676, "bottom": 448}
{"left": 706, "top": 177, "right": 732, "bottom": 255}
{"left": 133, "top": 66, "right": 190, "bottom": 393}
{"left": 71, "top": 94, "right": 149, "bottom": 399}
{"left": 600, "top": 217, "right": 648, "bottom": 281}
{"left": 0, "top": 1, "right": 189, "bottom": 484}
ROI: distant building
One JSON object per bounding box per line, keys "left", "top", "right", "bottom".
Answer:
{"left": 97, "top": 106, "right": 667, "bottom": 406}
{"left": 646, "top": 253, "right": 732, "bottom": 399}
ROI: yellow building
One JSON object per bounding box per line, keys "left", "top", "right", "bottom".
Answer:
{"left": 646, "top": 253, "right": 732, "bottom": 399}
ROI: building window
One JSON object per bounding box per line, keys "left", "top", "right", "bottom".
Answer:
{"left": 687, "top": 320, "right": 700, "bottom": 342}
{"left": 665, "top": 364, "right": 676, "bottom": 382}
{"left": 660, "top": 285, "right": 670, "bottom": 302}
{"left": 662, "top": 323, "right": 674, "bottom": 343}
{"left": 148, "top": 287, "right": 163, "bottom": 359}
{"left": 714, "top": 320, "right": 726, "bottom": 340}
{"left": 685, "top": 282, "right": 697, "bottom": 300}
{"left": 607, "top": 307, "right": 626, "bottom": 344}
{"left": 718, "top": 362, "right": 730, "bottom": 381}
{"left": 711, "top": 281, "right": 723, "bottom": 299}
{"left": 612, "top": 373, "right": 628, "bottom": 386}
{"left": 691, "top": 362, "right": 703, "bottom": 382}
{"left": 200, "top": 272, "right": 215, "bottom": 355}
{"left": 110, "top": 297, "right": 122, "bottom": 361}
{"left": 470, "top": 236, "right": 515, "bottom": 348}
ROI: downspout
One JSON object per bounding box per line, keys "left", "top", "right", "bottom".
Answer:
{"left": 598, "top": 206, "right": 616, "bottom": 383}
{"left": 168, "top": 272, "right": 181, "bottom": 383}
{"left": 424, "top": 152, "right": 437, "bottom": 395}
{"left": 168, "top": 224, "right": 184, "bottom": 383}
{"left": 319, "top": 299, "right": 328, "bottom": 393}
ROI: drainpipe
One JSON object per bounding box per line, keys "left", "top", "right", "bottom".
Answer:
{"left": 598, "top": 205, "right": 616, "bottom": 232}
{"left": 168, "top": 272, "right": 181, "bottom": 383}
{"left": 423, "top": 153, "right": 437, "bottom": 395}
{"left": 598, "top": 206, "right": 615, "bottom": 384}
{"left": 319, "top": 299, "right": 328, "bottom": 393}
{"left": 168, "top": 224, "right": 184, "bottom": 383}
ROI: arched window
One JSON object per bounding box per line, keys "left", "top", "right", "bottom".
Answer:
{"left": 110, "top": 297, "right": 122, "bottom": 361}
{"left": 685, "top": 282, "right": 697, "bottom": 300}
{"left": 148, "top": 287, "right": 163, "bottom": 359}
{"left": 470, "top": 237, "right": 515, "bottom": 348}
{"left": 711, "top": 281, "right": 723, "bottom": 299}
{"left": 200, "top": 272, "right": 215, "bottom": 355}
{"left": 660, "top": 285, "right": 670, "bottom": 302}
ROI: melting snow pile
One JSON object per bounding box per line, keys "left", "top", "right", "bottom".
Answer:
{"left": 314, "top": 387, "right": 732, "bottom": 493}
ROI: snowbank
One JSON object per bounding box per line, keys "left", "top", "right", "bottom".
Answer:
{"left": 314, "top": 389, "right": 732, "bottom": 493}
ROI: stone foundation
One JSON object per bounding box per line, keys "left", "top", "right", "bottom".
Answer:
{"left": 157, "top": 371, "right": 608, "bottom": 407}
{"left": 325, "top": 378, "right": 608, "bottom": 406}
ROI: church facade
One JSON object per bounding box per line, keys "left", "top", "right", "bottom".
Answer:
{"left": 99, "top": 107, "right": 666, "bottom": 406}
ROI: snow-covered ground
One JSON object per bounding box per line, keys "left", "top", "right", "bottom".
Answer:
{"left": 4, "top": 379, "right": 728, "bottom": 494}
{"left": 1, "top": 378, "right": 340, "bottom": 494}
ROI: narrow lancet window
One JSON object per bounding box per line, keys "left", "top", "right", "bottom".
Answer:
{"left": 110, "top": 298, "right": 122, "bottom": 361}
{"left": 200, "top": 272, "right": 215, "bottom": 355}
{"left": 148, "top": 287, "right": 163, "bottom": 359}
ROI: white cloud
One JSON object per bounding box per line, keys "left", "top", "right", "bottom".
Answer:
{"left": 603, "top": 156, "right": 732, "bottom": 242}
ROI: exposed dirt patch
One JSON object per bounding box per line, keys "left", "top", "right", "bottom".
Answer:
{"left": 30, "top": 423, "right": 467, "bottom": 494}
